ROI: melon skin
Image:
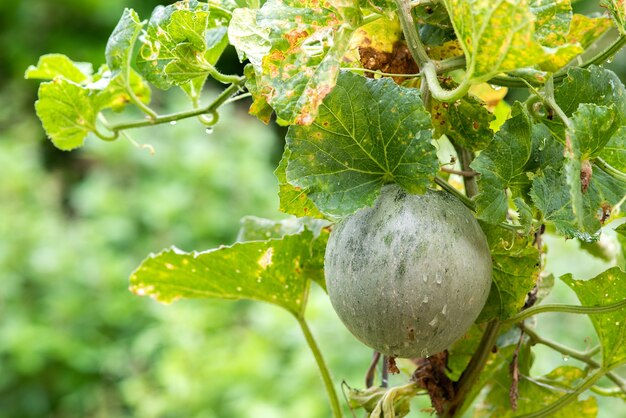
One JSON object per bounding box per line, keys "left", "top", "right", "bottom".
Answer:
{"left": 324, "top": 185, "right": 492, "bottom": 358}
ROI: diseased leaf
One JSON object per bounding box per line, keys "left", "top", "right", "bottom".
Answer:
{"left": 228, "top": 7, "right": 271, "bottom": 71}
{"left": 256, "top": 0, "right": 356, "bottom": 124}
{"left": 529, "top": 0, "right": 572, "bottom": 46}
{"left": 431, "top": 94, "right": 494, "bottom": 152}
{"left": 565, "top": 104, "right": 620, "bottom": 230}
{"left": 275, "top": 148, "right": 325, "bottom": 219}
{"left": 24, "top": 54, "right": 92, "bottom": 83}
{"left": 285, "top": 71, "right": 437, "bottom": 218}
{"left": 537, "top": 14, "right": 612, "bottom": 72}
{"left": 477, "top": 365, "right": 598, "bottom": 417}
{"left": 471, "top": 104, "right": 533, "bottom": 224}
{"left": 34, "top": 79, "right": 98, "bottom": 151}
{"left": 477, "top": 222, "right": 541, "bottom": 322}
{"left": 441, "top": 0, "right": 549, "bottom": 82}
{"left": 130, "top": 217, "right": 329, "bottom": 317}
{"left": 243, "top": 65, "right": 274, "bottom": 124}
{"left": 562, "top": 268, "right": 626, "bottom": 369}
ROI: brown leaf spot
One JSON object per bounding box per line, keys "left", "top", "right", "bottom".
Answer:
{"left": 387, "top": 356, "right": 400, "bottom": 374}
{"left": 580, "top": 159, "right": 592, "bottom": 193}
{"left": 359, "top": 41, "right": 419, "bottom": 83}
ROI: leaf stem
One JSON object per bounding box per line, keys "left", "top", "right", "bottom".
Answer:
{"left": 108, "top": 79, "right": 244, "bottom": 132}
{"left": 440, "top": 167, "right": 479, "bottom": 177}
{"left": 296, "top": 315, "right": 343, "bottom": 418}
{"left": 501, "top": 298, "right": 626, "bottom": 326}
{"left": 514, "top": 368, "right": 605, "bottom": 418}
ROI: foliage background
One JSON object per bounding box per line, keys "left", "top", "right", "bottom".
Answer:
{"left": 0, "top": 0, "right": 624, "bottom": 417}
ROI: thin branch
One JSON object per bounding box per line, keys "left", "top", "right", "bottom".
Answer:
{"left": 501, "top": 298, "right": 626, "bottom": 325}
{"left": 296, "top": 315, "right": 343, "bottom": 418}
{"left": 107, "top": 79, "right": 244, "bottom": 132}
{"left": 521, "top": 324, "right": 626, "bottom": 397}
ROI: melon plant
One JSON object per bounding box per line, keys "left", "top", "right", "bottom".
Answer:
{"left": 25, "top": 0, "right": 626, "bottom": 417}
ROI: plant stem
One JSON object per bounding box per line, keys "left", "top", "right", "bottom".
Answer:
{"left": 296, "top": 316, "right": 343, "bottom": 418}
{"left": 434, "top": 176, "right": 476, "bottom": 211}
{"left": 501, "top": 298, "right": 626, "bottom": 325}
{"left": 446, "top": 320, "right": 501, "bottom": 417}
{"left": 515, "top": 368, "right": 605, "bottom": 418}
{"left": 521, "top": 324, "right": 626, "bottom": 396}
{"left": 108, "top": 80, "right": 244, "bottom": 132}
{"left": 394, "top": 0, "right": 470, "bottom": 102}
{"left": 453, "top": 145, "right": 478, "bottom": 198}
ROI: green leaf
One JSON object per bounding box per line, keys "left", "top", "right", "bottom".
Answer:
{"left": 129, "top": 217, "right": 329, "bottom": 317}
{"left": 441, "top": 0, "right": 550, "bottom": 82}
{"left": 471, "top": 104, "right": 533, "bottom": 224}
{"left": 275, "top": 148, "right": 325, "bottom": 219}
{"left": 477, "top": 222, "right": 540, "bottom": 322}
{"left": 431, "top": 94, "right": 494, "bottom": 152}
{"left": 136, "top": 0, "right": 229, "bottom": 90}
{"left": 256, "top": 0, "right": 357, "bottom": 124}
{"left": 285, "top": 71, "right": 437, "bottom": 218}
{"left": 477, "top": 365, "right": 598, "bottom": 417}
{"left": 24, "top": 54, "right": 92, "bottom": 83}
{"left": 562, "top": 268, "right": 626, "bottom": 369}
{"left": 34, "top": 79, "right": 98, "bottom": 151}
{"left": 228, "top": 7, "right": 271, "bottom": 71}
{"left": 105, "top": 8, "right": 143, "bottom": 76}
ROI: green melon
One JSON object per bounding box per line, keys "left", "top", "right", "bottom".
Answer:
{"left": 324, "top": 185, "right": 492, "bottom": 358}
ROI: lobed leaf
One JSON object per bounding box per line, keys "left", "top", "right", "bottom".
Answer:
{"left": 228, "top": 7, "right": 271, "bottom": 72}
{"left": 34, "top": 79, "right": 99, "bottom": 151}
{"left": 562, "top": 267, "right": 626, "bottom": 369}
{"left": 284, "top": 71, "right": 437, "bottom": 218}
{"left": 136, "top": 0, "right": 229, "bottom": 91}
{"left": 130, "top": 217, "right": 329, "bottom": 317}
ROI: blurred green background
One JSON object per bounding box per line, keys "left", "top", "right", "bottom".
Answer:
{"left": 0, "top": 1, "right": 624, "bottom": 417}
